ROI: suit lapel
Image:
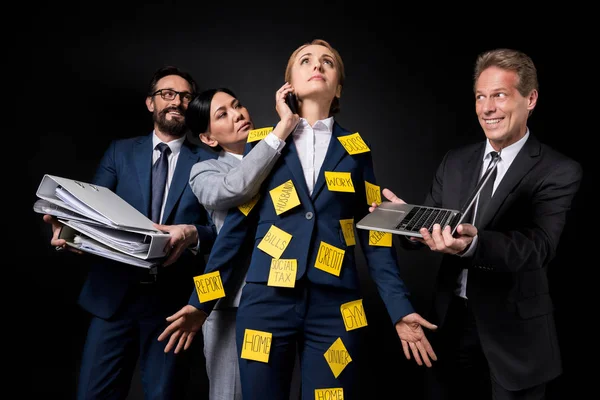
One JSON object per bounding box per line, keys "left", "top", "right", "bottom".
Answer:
{"left": 161, "top": 143, "right": 197, "bottom": 224}
{"left": 282, "top": 138, "right": 312, "bottom": 204}
{"left": 311, "top": 122, "right": 348, "bottom": 200}
{"left": 478, "top": 136, "right": 541, "bottom": 228}
{"left": 459, "top": 144, "right": 486, "bottom": 211}
{"left": 133, "top": 135, "right": 153, "bottom": 218}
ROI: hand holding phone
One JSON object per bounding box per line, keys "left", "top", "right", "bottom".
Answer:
{"left": 285, "top": 92, "right": 299, "bottom": 115}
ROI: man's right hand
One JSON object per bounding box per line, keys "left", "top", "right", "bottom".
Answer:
{"left": 43, "top": 214, "right": 82, "bottom": 254}
{"left": 157, "top": 305, "right": 207, "bottom": 353}
{"left": 369, "top": 188, "right": 405, "bottom": 212}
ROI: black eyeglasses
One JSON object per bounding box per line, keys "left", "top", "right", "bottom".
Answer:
{"left": 151, "top": 89, "right": 194, "bottom": 104}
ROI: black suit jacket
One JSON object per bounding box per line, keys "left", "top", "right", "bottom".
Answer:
{"left": 423, "top": 135, "right": 582, "bottom": 390}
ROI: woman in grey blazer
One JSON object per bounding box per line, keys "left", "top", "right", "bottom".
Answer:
{"left": 185, "top": 85, "right": 301, "bottom": 400}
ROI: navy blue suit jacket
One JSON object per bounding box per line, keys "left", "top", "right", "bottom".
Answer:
{"left": 190, "top": 122, "right": 415, "bottom": 325}
{"left": 78, "top": 133, "right": 217, "bottom": 319}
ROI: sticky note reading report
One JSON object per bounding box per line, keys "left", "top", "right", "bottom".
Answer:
{"left": 193, "top": 271, "right": 225, "bottom": 303}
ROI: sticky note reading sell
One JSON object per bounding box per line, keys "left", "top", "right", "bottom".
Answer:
{"left": 339, "top": 219, "right": 356, "bottom": 246}
{"left": 324, "top": 337, "right": 352, "bottom": 378}
{"left": 314, "top": 242, "right": 345, "bottom": 276}
{"left": 240, "top": 329, "right": 272, "bottom": 363}
{"left": 267, "top": 259, "right": 297, "bottom": 288}
{"left": 369, "top": 230, "right": 392, "bottom": 247}
{"left": 340, "top": 299, "right": 368, "bottom": 331}
{"left": 338, "top": 132, "right": 370, "bottom": 155}
{"left": 193, "top": 271, "right": 225, "bottom": 303}
{"left": 314, "top": 388, "right": 344, "bottom": 400}
{"left": 365, "top": 181, "right": 381, "bottom": 205}
{"left": 325, "top": 172, "right": 355, "bottom": 193}
{"left": 257, "top": 225, "right": 292, "bottom": 259}
{"left": 238, "top": 193, "right": 260, "bottom": 216}
{"left": 247, "top": 127, "right": 274, "bottom": 143}
{"left": 269, "top": 180, "right": 301, "bottom": 215}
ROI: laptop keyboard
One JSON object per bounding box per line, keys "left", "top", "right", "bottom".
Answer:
{"left": 395, "top": 207, "right": 456, "bottom": 233}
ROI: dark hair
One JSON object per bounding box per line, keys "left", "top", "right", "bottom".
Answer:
{"left": 185, "top": 87, "right": 237, "bottom": 135}
{"left": 147, "top": 66, "right": 199, "bottom": 96}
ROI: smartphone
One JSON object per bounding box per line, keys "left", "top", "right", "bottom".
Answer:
{"left": 285, "top": 92, "right": 299, "bottom": 114}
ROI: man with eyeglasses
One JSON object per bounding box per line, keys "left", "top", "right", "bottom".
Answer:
{"left": 43, "top": 66, "right": 217, "bottom": 399}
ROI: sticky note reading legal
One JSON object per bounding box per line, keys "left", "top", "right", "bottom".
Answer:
{"left": 267, "top": 259, "right": 297, "bottom": 288}
{"left": 369, "top": 230, "right": 392, "bottom": 247}
{"left": 325, "top": 172, "right": 355, "bottom": 193}
{"left": 269, "top": 180, "right": 301, "bottom": 215}
{"left": 365, "top": 181, "right": 381, "bottom": 205}
{"left": 315, "top": 388, "right": 344, "bottom": 400}
{"left": 338, "top": 132, "right": 370, "bottom": 155}
{"left": 339, "top": 219, "right": 356, "bottom": 246}
{"left": 193, "top": 271, "right": 225, "bottom": 303}
{"left": 257, "top": 225, "right": 292, "bottom": 259}
{"left": 340, "top": 299, "right": 368, "bottom": 331}
{"left": 314, "top": 242, "right": 345, "bottom": 276}
{"left": 324, "top": 337, "right": 352, "bottom": 378}
{"left": 240, "top": 329, "right": 272, "bottom": 363}
{"left": 247, "top": 127, "right": 274, "bottom": 143}
{"left": 238, "top": 193, "right": 260, "bottom": 216}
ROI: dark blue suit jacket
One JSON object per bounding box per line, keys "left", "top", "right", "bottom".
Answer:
{"left": 190, "top": 122, "right": 415, "bottom": 325}
{"left": 78, "top": 133, "right": 217, "bottom": 319}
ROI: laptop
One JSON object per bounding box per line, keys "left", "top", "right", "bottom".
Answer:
{"left": 356, "top": 154, "right": 500, "bottom": 238}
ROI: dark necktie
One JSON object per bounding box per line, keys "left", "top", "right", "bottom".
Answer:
{"left": 474, "top": 151, "right": 500, "bottom": 227}
{"left": 151, "top": 142, "right": 171, "bottom": 223}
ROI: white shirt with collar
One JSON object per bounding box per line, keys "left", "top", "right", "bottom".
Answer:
{"left": 152, "top": 132, "right": 185, "bottom": 224}
{"left": 292, "top": 117, "right": 334, "bottom": 194}
{"left": 456, "top": 130, "right": 530, "bottom": 298}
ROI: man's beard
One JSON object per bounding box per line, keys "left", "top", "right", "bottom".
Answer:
{"left": 154, "top": 107, "right": 187, "bottom": 137}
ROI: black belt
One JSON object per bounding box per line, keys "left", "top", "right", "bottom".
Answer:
{"left": 137, "top": 266, "right": 159, "bottom": 284}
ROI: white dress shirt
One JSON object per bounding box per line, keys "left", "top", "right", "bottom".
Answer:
{"left": 456, "top": 130, "right": 530, "bottom": 298}
{"left": 292, "top": 117, "right": 334, "bottom": 194}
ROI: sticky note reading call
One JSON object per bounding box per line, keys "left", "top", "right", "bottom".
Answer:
{"left": 247, "top": 127, "right": 274, "bottom": 143}
{"left": 269, "top": 180, "right": 301, "bottom": 215}
{"left": 240, "top": 329, "right": 272, "bottom": 363}
{"left": 193, "top": 271, "right": 225, "bottom": 303}
{"left": 325, "top": 172, "right": 355, "bottom": 193}
{"left": 338, "top": 132, "right": 370, "bottom": 155}
{"left": 267, "top": 259, "right": 297, "bottom": 288}
{"left": 257, "top": 225, "right": 292, "bottom": 259}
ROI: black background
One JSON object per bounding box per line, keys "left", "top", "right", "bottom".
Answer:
{"left": 21, "top": 3, "right": 590, "bottom": 399}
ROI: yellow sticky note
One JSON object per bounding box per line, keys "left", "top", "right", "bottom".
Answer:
{"left": 315, "top": 388, "right": 344, "bottom": 400}
{"left": 365, "top": 181, "right": 381, "bottom": 205}
{"left": 369, "top": 230, "right": 392, "bottom": 247}
{"left": 238, "top": 193, "right": 260, "bottom": 216}
{"left": 269, "top": 180, "right": 301, "bottom": 215}
{"left": 257, "top": 225, "right": 292, "bottom": 259}
{"left": 339, "top": 219, "right": 355, "bottom": 246}
{"left": 337, "top": 132, "right": 370, "bottom": 155}
{"left": 247, "top": 127, "right": 274, "bottom": 143}
{"left": 314, "top": 242, "right": 345, "bottom": 277}
{"left": 193, "top": 271, "right": 225, "bottom": 303}
{"left": 240, "top": 329, "right": 272, "bottom": 363}
{"left": 324, "top": 337, "right": 352, "bottom": 378}
{"left": 340, "top": 299, "right": 368, "bottom": 331}
{"left": 324, "top": 172, "right": 355, "bottom": 193}
{"left": 267, "top": 259, "right": 297, "bottom": 288}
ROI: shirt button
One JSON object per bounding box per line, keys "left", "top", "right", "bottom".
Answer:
{"left": 305, "top": 212, "right": 314, "bottom": 220}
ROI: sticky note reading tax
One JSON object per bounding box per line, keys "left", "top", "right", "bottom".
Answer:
{"left": 267, "top": 259, "right": 297, "bottom": 288}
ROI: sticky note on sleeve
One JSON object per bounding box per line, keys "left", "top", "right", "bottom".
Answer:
{"left": 193, "top": 271, "right": 225, "bottom": 303}
{"left": 247, "top": 127, "right": 274, "bottom": 143}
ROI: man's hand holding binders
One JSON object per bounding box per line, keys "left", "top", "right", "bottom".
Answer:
{"left": 153, "top": 224, "right": 199, "bottom": 266}
{"left": 43, "top": 214, "right": 83, "bottom": 254}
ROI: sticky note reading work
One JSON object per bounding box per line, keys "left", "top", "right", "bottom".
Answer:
{"left": 325, "top": 172, "right": 354, "bottom": 193}
{"left": 257, "top": 225, "right": 292, "bottom": 259}
{"left": 337, "top": 132, "right": 370, "bottom": 155}
{"left": 240, "top": 329, "right": 272, "bottom": 363}
{"left": 193, "top": 271, "right": 225, "bottom": 303}
{"left": 247, "top": 127, "right": 274, "bottom": 143}
{"left": 340, "top": 299, "right": 368, "bottom": 331}
{"left": 267, "top": 259, "right": 297, "bottom": 288}
{"left": 324, "top": 337, "right": 352, "bottom": 378}
{"left": 269, "top": 180, "right": 301, "bottom": 215}
{"left": 314, "top": 242, "right": 345, "bottom": 276}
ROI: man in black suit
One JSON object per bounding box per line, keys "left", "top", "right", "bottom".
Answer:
{"left": 377, "top": 48, "right": 583, "bottom": 399}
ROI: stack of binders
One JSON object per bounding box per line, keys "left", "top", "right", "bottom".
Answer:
{"left": 34, "top": 174, "right": 170, "bottom": 268}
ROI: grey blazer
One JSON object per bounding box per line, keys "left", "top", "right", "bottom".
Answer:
{"left": 189, "top": 139, "right": 282, "bottom": 307}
